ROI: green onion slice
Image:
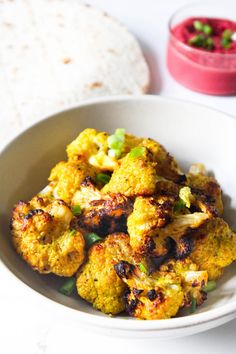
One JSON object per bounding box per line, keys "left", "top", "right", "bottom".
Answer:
{"left": 190, "top": 297, "right": 197, "bottom": 314}
{"left": 59, "top": 277, "right": 76, "bottom": 296}
{"left": 205, "top": 37, "right": 214, "bottom": 50}
{"left": 108, "top": 128, "right": 125, "bottom": 159}
{"left": 221, "top": 37, "right": 231, "bottom": 49}
{"left": 203, "top": 24, "right": 213, "bottom": 35}
{"left": 193, "top": 20, "right": 204, "bottom": 31}
{"left": 173, "top": 198, "right": 186, "bottom": 213}
{"left": 85, "top": 233, "right": 102, "bottom": 249}
{"left": 222, "top": 29, "right": 234, "bottom": 40}
{"left": 138, "top": 262, "right": 147, "bottom": 274}
{"left": 129, "top": 146, "right": 145, "bottom": 158}
{"left": 115, "top": 128, "right": 125, "bottom": 139}
{"left": 203, "top": 280, "right": 216, "bottom": 293}
{"left": 96, "top": 173, "right": 111, "bottom": 185}
{"left": 69, "top": 229, "right": 77, "bottom": 236}
{"left": 71, "top": 205, "right": 82, "bottom": 216}
{"left": 189, "top": 34, "right": 205, "bottom": 47}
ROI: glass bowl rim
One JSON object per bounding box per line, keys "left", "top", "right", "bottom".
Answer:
{"left": 168, "top": 0, "right": 236, "bottom": 59}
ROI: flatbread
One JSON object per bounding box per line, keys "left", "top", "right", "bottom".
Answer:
{"left": 0, "top": 0, "right": 150, "bottom": 135}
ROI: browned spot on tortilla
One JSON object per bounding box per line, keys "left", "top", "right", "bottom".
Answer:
{"left": 108, "top": 48, "right": 116, "bottom": 54}
{"left": 4, "top": 22, "right": 13, "bottom": 27}
{"left": 63, "top": 57, "right": 72, "bottom": 64}
{"left": 89, "top": 82, "right": 103, "bottom": 89}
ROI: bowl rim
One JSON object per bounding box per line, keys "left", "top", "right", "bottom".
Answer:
{"left": 1, "top": 94, "right": 236, "bottom": 332}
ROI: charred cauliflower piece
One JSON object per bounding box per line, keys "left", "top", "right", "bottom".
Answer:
{"left": 128, "top": 192, "right": 208, "bottom": 259}
{"left": 102, "top": 147, "right": 158, "bottom": 196}
{"left": 187, "top": 164, "right": 223, "bottom": 216}
{"left": 72, "top": 177, "right": 133, "bottom": 236}
{"left": 72, "top": 176, "right": 102, "bottom": 209}
{"left": 149, "top": 212, "right": 209, "bottom": 262}
{"left": 11, "top": 197, "right": 85, "bottom": 276}
{"left": 127, "top": 195, "right": 175, "bottom": 255}
{"left": 160, "top": 258, "right": 208, "bottom": 308}
{"left": 191, "top": 218, "right": 236, "bottom": 280}
{"left": 76, "top": 233, "right": 134, "bottom": 315}
{"left": 114, "top": 261, "right": 183, "bottom": 320}
{"left": 48, "top": 159, "right": 96, "bottom": 204}
{"left": 78, "top": 194, "right": 133, "bottom": 236}
{"left": 140, "top": 138, "right": 185, "bottom": 183}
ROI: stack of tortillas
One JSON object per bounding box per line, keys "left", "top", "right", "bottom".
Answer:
{"left": 0, "top": 0, "right": 150, "bottom": 141}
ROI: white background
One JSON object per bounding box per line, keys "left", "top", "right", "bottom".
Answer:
{"left": 1, "top": 0, "right": 236, "bottom": 353}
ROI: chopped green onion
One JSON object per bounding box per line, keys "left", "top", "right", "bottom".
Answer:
{"left": 59, "top": 277, "right": 76, "bottom": 296}
{"left": 139, "top": 262, "right": 147, "bottom": 274}
{"left": 205, "top": 37, "right": 214, "bottom": 50}
{"left": 108, "top": 128, "right": 125, "bottom": 159}
{"left": 173, "top": 198, "right": 186, "bottom": 213}
{"left": 115, "top": 128, "right": 125, "bottom": 140}
{"left": 96, "top": 173, "right": 111, "bottom": 185}
{"left": 222, "top": 29, "right": 234, "bottom": 40}
{"left": 193, "top": 20, "right": 212, "bottom": 35}
{"left": 85, "top": 233, "right": 102, "bottom": 249}
{"left": 221, "top": 37, "right": 231, "bottom": 49}
{"left": 108, "top": 135, "right": 123, "bottom": 150}
{"left": 189, "top": 34, "right": 205, "bottom": 47}
{"left": 69, "top": 229, "right": 77, "bottom": 236}
{"left": 190, "top": 297, "right": 197, "bottom": 314}
{"left": 129, "top": 146, "right": 146, "bottom": 158}
{"left": 71, "top": 205, "right": 82, "bottom": 216}
{"left": 203, "top": 280, "right": 216, "bottom": 293}
{"left": 193, "top": 20, "right": 204, "bottom": 31}
{"left": 203, "top": 24, "right": 213, "bottom": 35}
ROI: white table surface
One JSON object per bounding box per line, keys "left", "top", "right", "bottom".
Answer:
{"left": 1, "top": 0, "right": 236, "bottom": 353}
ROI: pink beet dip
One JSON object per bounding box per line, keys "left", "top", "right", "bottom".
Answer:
{"left": 167, "top": 16, "right": 236, "bottom": 95}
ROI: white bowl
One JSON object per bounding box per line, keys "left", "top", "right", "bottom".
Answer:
{"left": 1, "top": 95, "right": 236, "bottom": 339}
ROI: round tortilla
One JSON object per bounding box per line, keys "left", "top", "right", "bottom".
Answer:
{"left": 0, "top": 0, "right": 150, "bottom": 131}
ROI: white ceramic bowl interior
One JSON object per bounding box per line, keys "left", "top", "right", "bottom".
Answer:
{"left": 1, "top": 96, "right": 236, "bottom": 338}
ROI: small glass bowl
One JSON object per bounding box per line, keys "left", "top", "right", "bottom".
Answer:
{"left": 167, "top": 0, "right": 236, "bottom": 95}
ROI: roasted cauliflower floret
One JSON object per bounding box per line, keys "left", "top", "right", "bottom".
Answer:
{"left": 128, "top": 192, "right": 208, "bottom": 258}
{"left": 149, "top": 213, "right": 209, "bottom": 261}
{"left": 190, "top": 217, "right": 236, "bottom": 280}
{"left": 187, "top": 165, "right": 223, "bottom": 216}
{"left": 11, "top": 197, "right": 85, "bottom": 276}
{"left": 140, "top": 138, "right": 185, "bottom": 183}
{"left": 102, "top": 147, "right": 158, "bottom": 196}
{"left": 48, "top": 159, "right": 96, "bottom": 204}
{"left": 72, "top": 176, "right": 103, "bottom": 208}
{"left": 114, "top": 261, "right": 184, "bottom": 320}
{"left": 77, "top": 194, "right": 133, "bottom": 236}
{"left": 67, "top": 128, "right": 119, "bottom": 171}
{"left": 127, "top": 195, "right": 175, "bottom": 255}
{"left": 76, "top": 233, "right": 134, "bottom": 315}
{"left": 72, "top": 177, "right": 133, "bottom": 236}
{"left": 160, "top": 258, "right": 208, "bottom": 308}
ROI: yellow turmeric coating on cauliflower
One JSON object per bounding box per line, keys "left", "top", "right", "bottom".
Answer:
{"left": 67, "top": 128, "right": 118, "bottom": 171}
{"left": 140, "top": 138, "right": 184, "bottom": 183}
{"left": 128, "top": 191, "right": 208, "bottom": 257}
{"left": 160, "top": 258, "right": 208, "bottom": 308}
{"left": 48, "top": 159, "right": 96, "bottom": 204}
{"left": 187, "top": 170, "right": 223, "bottom": 216}
{"left": 11, "top": 196, "right": 85, "bottom": 276}
{"left": 10, "top": 127, "right": 236, "bottom": 319}
{"left": 102, "top": 147, "right": 158, "bottom": 196}
{"left": 114, "top": 261, "right": 184, "bottom": 320}
{"left": 190, "top": 217, "right": 236, "bottom": 280}
{"left": 127, "top": 195, "right": 175, "bottom": 255}
{"left": 76, "top": 233, "right": 135, "bottom": 315}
